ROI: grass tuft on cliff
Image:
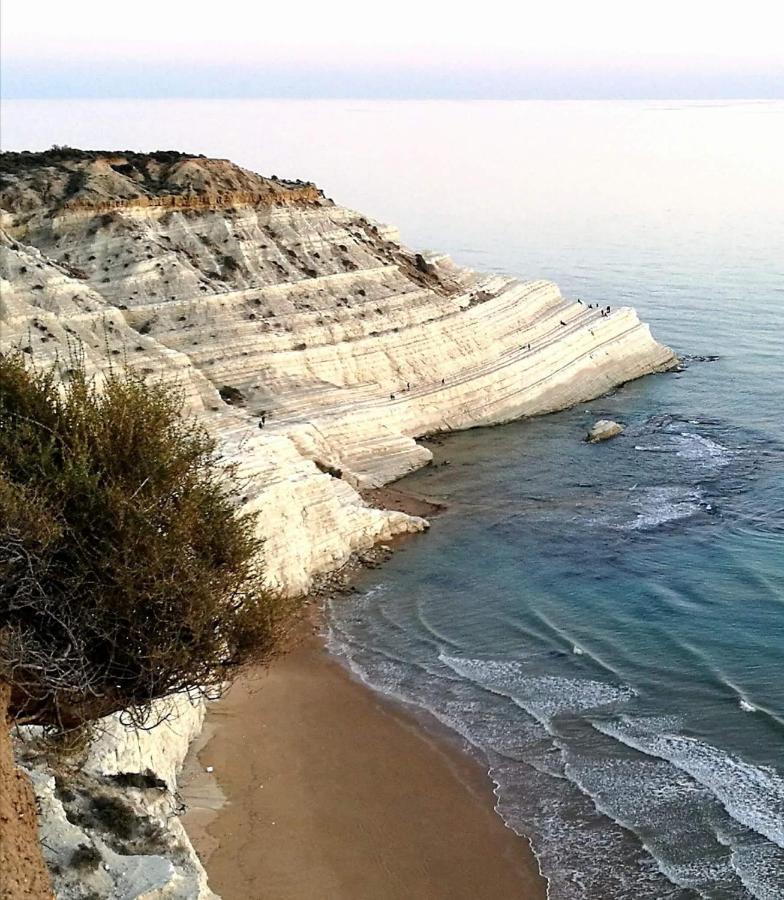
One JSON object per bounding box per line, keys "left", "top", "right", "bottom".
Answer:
{"left": 0, "top": 352, "right": 286, "bottom": 732}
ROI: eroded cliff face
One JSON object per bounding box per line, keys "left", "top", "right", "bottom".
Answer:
{"left": 0, "top": 151, "right": 676, "bottom": 594}
{"left": 1, "top": 150, "right": 676, "bottom": 897}
{"left": 13, "top": 697, "right": 215, "bottom": 900}
{"left": 0, "top": 150, "right": 321, "bottom": 222}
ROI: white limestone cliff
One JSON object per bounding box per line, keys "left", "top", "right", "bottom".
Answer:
{"left": 0, "top": 150, "right": 677, "bottom": 897}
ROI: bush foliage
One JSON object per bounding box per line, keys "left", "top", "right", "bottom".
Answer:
{"left": 0, "top": 354, "right": 283, "bottom": 730}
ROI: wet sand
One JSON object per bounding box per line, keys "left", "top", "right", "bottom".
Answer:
{"left": 182, "top": 637, "right": 546, "bottom": 900}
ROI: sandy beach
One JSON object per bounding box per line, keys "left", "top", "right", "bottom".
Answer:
{"left": 182, "top": 636, "right": 546, "bottom": 900}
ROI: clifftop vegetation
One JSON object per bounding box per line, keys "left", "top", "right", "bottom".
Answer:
{"left": 0, "top": 354, "right": 287, "bottom": 733}
{"left": 0, "top": 146, "right": 201, "bottom": 173}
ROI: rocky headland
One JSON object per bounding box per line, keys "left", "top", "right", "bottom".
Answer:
{"left": 0, "top": 149, "right": 677, "bottom": 898}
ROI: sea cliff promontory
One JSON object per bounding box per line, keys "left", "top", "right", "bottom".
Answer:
{"left": 0, "top": 148, "right": 677, "bottom": 897}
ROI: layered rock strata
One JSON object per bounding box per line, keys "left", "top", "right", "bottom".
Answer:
{"left": 1, "top": 151, "right": 675, "bottom": 592}
{"left": 1, "top": 150, "right": 677, "bottom": 897}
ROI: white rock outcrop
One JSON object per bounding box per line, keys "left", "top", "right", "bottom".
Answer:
{"left": 83, "top": 695, "right": 206, "bottom": 794}
{"left": 0, "top": 151, "right": 677, "bottom": 897}
{"left": 586, "top": 419, "right": 625, "bottom": 442}
{"left": 0, "top": 154, "right": 675, "bottom": 593}
{"left": 20, "top": 762, "right": 216, "bottom": 900}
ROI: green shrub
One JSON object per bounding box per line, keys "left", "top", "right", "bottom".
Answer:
{"left": 0, "top": 353, "right": 284, "bottom": 731}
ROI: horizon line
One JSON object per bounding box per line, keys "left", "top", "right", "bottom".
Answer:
{"left": 3, "top": 94, "right": 783, "bottom": 102}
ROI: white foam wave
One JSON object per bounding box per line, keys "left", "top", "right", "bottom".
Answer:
{"left": 634, "top": 444, "right": 677, "bottom": 453}
{"left": 595, "top": 717, "right": 784, "bottom": 851}
{"left": 710, "top": 673, "right": 784, "bottom": 728}
{"left": 623, "top": 486, "right": 704, "bottom": 531}
{"left": 731, "top": 842, "right": 784, "bottom": 900}
{"left": 676, "top": 432, "right": 731, "bottom": 466}
{"left": 563, "top": 754, "right": 735, "bottom": 889}
{"left": 633, "top": 431, "right": 731, "bottom": 468}
{"left": 439, "top": 655, "right": 635, "bottom": 725}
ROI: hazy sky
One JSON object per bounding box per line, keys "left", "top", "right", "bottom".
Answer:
{"left": 2, "top": 0, "right": 783, "bottom": 98}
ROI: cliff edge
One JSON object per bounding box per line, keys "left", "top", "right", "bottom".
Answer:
{"left": 0, "top": 149, "right": 677, "bottom": 897}
{"left": 1, "top": 149, "right": 676, "bottom": 592}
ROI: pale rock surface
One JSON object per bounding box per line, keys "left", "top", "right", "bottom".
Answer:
{"left": 586, "top": 419, "right": 625, "bottom": 442}
{"left": 14, "top": 695, "right": 212, "bottom": 899}
{"left": 20, "top": 764, "right": 216, "bottom": 900}
{"left": 82, "top": 696, "right": 206, "bottom": 793}
{"left": 0, "top": 152, "right": 676, "bottom": 590}
{"left": 0, "top": 151, "right": 677, "bottom": 897}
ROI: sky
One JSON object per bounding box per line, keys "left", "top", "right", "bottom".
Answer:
{"left": 2, "top": 0, "right": 783, "bottom": 99}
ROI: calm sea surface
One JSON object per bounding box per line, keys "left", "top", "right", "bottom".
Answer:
{"left": 4, "top": 99, "right": 783, "bottom": 898}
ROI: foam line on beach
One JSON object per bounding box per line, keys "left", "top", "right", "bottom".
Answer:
{"left": 593, "top": 717, "right": 784, "bottom": 850}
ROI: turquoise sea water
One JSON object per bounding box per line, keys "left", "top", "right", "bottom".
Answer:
{"left": 3, "top": 99, "right": 783, "bottom": 897}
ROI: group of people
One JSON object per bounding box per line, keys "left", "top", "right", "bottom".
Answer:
{"left": 577, "top": 299, "right": 612, "bottom": 315}
{"left": 562, "top": 301, "right": 612, "bottom": 326}
{"left": 390, "top": 377, "right": 448, "bottom": 400}
{"left": 390, "top": 380, "right": 421, "bottom": 400}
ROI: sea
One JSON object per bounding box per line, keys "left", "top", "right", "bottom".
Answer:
{"left": 3, "top": 98, "right": 783, "bottom": 898}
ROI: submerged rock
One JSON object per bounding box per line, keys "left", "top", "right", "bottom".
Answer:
{"left": 586, "top": 419, "right": 625, "bottom": 443}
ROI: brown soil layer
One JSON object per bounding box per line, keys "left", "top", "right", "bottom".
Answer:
{"left": 0, "top": 686, "right": 53, "bottom": 900}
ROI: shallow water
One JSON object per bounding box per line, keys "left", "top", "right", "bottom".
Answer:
{"left": 4, "top": 98, "right": 783, "bottom": 897}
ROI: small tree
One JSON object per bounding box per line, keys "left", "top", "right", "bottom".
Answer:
{"left": 0, "top": 353, "right": 284, "bottom": 732}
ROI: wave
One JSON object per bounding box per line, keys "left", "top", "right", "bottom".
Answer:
{"left": 731, "top": 842, "right": 784, "bottom": 900}
{"left": 328, "top": 608, "right": 784, "bottom": 898}
{"left": 676, "top": 432, "right": 732, "bottom": 466}
{"left": 633, "top": 431, "right": 732, "bottom": 468}
{"left": 719, "top": 679, "right": 784, "bottom": 731}
{"left": 439, "top": 655, "right": 635, "bottom": 726}
{"left": 584, "top": 485, "right": 709, "bottom": 532}
{"left": 328, "top": 635, "right": 698, "bottom": 898}
{"left": 561, "top": 750, "right": 754, "bottom": 896}
{"left": 634, "top": 444, "right": 681, "bottom": 453}
{"left": 594, "top": 717, "right": 784, "bottom": 850}
{"left": 516, "top": 608, "right": 625, "bottom": 680}
{"left": 622, "top": 486, "right": 705, "bottom": 531}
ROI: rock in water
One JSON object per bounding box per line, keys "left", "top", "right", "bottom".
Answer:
{"left": 586, "top": 419, "right": 624, "bottom": 442}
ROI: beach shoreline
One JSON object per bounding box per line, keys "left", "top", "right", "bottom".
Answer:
{"left": 181, "top": 484, "right": 546, "bottom": 900}
{"left": 181, "top": 632, "right": 547, "bottom": 900}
